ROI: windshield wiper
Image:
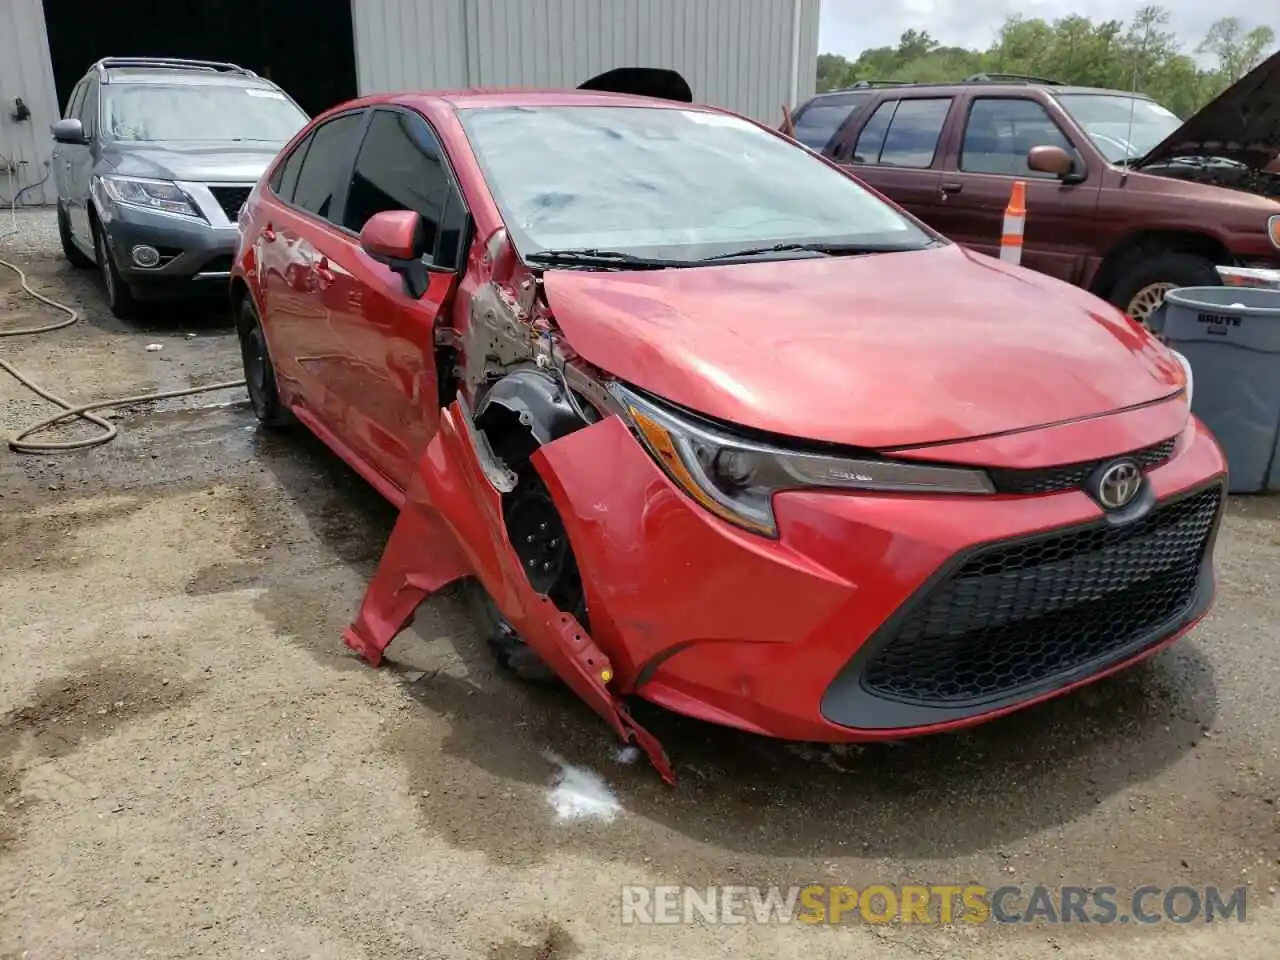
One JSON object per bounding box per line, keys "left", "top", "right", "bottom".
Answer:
{"left": 698, "top": 240, "right": 934, "bottom": 262}
{"left": 523, "top": 248, "right": 679, "bottom": 269}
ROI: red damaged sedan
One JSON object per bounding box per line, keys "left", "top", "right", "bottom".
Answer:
{"left": 231, "top": 85, "right": 1227, "bottom": 783}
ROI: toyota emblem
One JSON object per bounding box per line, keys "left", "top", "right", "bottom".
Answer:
{"left": 1095, "top": 459, "right": 1143, "bottom": 510}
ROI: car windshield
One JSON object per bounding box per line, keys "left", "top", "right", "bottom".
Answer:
{"left": 456, "top": 104, "right": 934, "bottom": 262}
{"left": 102, "top": 83, "right": 309, "bottom": 143}
{"left": 1055, "top": 93, "right": 1183, "bottom": 164}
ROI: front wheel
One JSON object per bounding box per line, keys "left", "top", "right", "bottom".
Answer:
{"left": 468, "top": 468, "right": 589, "bottom": 685}
{"left": 94, "top": 223, "right": 137, "bottom": 319}
{"left": 236, "top": 296, "right": 290, "bottom": 427}
{"left": 1109, "top": 251, "right": 1220, "bottom": 328}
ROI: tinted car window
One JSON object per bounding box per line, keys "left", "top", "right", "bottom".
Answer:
{"left": 878, "top": 98, "right": 951, "bottom": 167}
{"left": 343, "top": 109, "right": 453, "bottom": 261}
{"left": 65, "top": 80, "right": 86, "bottom": 120}
{"left": 792, "top": 93, "right": 868, "bottom": 151}
{"left": 291, "top": 112, "right": 364, "bottom": 223}
{"left": 851, "top": 99, "right": 895, "bottom": 163}
{"left": 962, "top": 98, "right": 1074, "bottom": 176}
{"left": 78, "top": 80, "right": 99, "bottom": 138}
{"left": 271, "top": 132, "right": 313, "bottom": 202}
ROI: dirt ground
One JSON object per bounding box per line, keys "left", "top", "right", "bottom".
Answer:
{"left": 1, "top": 212, "right": 1278, "bottom": 959}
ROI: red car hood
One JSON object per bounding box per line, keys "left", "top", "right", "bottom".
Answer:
{"left": 541, "top": 243, "right": 1184, "bottom": 449}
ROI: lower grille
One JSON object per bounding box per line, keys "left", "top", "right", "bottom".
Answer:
{"left": 861, "top": 485, "right": 1223, "bottom": 706}
{"left": 208, "top": 186, "right": 252, "bottom": 221}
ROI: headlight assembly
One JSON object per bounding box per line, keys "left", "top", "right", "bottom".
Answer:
{"left": 1169, "top": 347, "right": 1194, "bottom": 406}
{"left": 97, "top": 175, "right": 203, "bottom": 220}
{"left": 609, "top": 383, "right": 994, "bottom": 538}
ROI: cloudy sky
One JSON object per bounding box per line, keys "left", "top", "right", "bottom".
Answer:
{"left": 818, "top": 0, "right": 1275, "bottom": 65}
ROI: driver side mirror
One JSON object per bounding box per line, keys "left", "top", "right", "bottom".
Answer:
{"left": 360, "top": 209, "right": 431, "bottom": 299}
{"left": 1027, "top": 144, "right": 1084, "bottom": 183}
{"left": 51, "top": 118, "right": 88, "bottom": 145}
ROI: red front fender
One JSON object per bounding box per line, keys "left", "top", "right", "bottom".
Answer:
{"left": 342, "top": 402, "right": 674, "bottom": 783}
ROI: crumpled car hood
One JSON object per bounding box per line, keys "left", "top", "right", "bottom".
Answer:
{"left": 542, "top": 243, "right": 1185, "bottom": 449}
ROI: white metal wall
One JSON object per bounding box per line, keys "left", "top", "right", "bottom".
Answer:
{"left": 351, "top": 0, "right": 820, "bottom": 123}
{"left": 0, "top": 0, "right": 61, "bottom": 205}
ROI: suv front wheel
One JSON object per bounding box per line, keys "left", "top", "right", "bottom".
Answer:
{"left": 93, "top": 222, "right": 137, "bottom": 320}
{"left": 1109, "top": 251, "right": 1220, "bottom": 327}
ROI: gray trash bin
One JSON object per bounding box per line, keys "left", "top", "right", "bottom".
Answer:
{"left": 1155, "top": 286, "right": 1280, "bottom": 494}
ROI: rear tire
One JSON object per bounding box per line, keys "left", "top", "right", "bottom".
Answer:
{"left": 236, "top": 296, "right": 290, "bottom": 428}
{"left": 57, "top": 204, "right": 93, "bottom": 268}
{"left": 1108, "top": 251, "right": 1220, "bottom": 327}
{"left": 469, "top": 467, "right": 589, "bottom": 685}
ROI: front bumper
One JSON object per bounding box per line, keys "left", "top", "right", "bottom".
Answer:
{"left": 95, "top": 181, "right": 251, "bottom": 289}
{"left": 533, "top": 408, "right": 1228, "bottom": 742}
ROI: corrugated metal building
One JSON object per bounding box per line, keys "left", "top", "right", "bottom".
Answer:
{"left": 0, "top": 0, "right": 62, "bottom": 205}
{"left": 0, "top": 0, "right": 820, "bottom": 209}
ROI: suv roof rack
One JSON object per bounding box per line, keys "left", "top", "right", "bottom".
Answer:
{"left": 94, "top": 57, "right": 259, "bottom": 82}
{"left": 841, "top": 79, "right": 914, "bottom": 89}
{"left": 963, "top": 72, "right": 1063, "bottom": 85}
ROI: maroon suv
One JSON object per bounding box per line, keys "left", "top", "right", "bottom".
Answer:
{"left": 788, "top": 53, "right": 1280, "bottom": 324}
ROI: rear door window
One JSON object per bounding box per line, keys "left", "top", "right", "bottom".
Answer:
{"left": 877, "top": 99, "right": 952, "bottom": 168}
{"left": 791, "top": 93, "right": 869, "bottom": 151}
{"left": 290, "top": 111, "right": 365, "bottom": 225}
{"left": 961, "top": 98, "right": 1075, "bottom": 176}
{"left": 851, "top": 99, "right": 896, "bottom": 163}
{"left": 271, "top": 131, "right": 313, "bottom": 202}
{"left": 342, "top": 108, "right": 463, "bottom": 266}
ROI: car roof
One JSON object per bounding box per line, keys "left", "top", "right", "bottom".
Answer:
{"left": 333, "top": 87, "right": 718, "bottom": 113}
{"left": 102, "top": 68, "right": 276, "bottom": 88}
{"left": 89, "top": 58, "right": 273, "bottom": 88}
{"left": 806, "top": 81, "right": 1154, "bottom": 102}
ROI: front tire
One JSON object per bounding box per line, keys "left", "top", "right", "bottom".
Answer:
{"left": 1109, "top": 251, "right": 1220, "bottom": 328}
{"left": 93, "top": 222, "right": 137, "bottom": 319}
{"left": 236, "top": 296, "right": 290, "bottom": 428}
{"left": 469, "top": 467, "right": 589, "bottom": 685}
{"left": 58, "top": 204, "right": 93, "bottom": 268}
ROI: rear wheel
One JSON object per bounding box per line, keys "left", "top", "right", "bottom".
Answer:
{"left": 236, "top": 296, "right": 290, "bottom": 427}
{"left": 57, "top": 204, "right": 93, "bottom": 268}
{"left": 1109, "top": 251, "right": 1220, "bottom": 328}
{"left": 469, "top": 467, "right": 588, "bottom": 684}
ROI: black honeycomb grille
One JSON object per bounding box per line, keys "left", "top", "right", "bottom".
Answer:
{"left": 861, "top": 485, "right": 1222, "bottom": 706}
{"left": 987, "top": 436, "right": 1177, "bottom": 495}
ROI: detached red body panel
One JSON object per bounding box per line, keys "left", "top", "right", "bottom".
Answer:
{"left": 231, "top": 87, "right": 1231, "bottom": 784}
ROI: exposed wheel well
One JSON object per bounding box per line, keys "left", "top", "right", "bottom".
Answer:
{"left": 472, "top": 368, "right": 597, "bottom": 472}
{"left": 1091, "top": 230, "right": 1230, "bottom": 299}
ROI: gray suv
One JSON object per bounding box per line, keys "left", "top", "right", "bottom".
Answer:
{"left": 50, "top": 57, "right": 309, "bottom": 318}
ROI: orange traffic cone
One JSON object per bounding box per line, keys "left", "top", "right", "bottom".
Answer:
{"left": 1000, "top": 180, "right": 1026, "bottom": 265}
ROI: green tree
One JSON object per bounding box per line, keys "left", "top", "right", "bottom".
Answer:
{"left": 1197, "top": 17, "right": 1277, "bottom": 83}
{"left": 811, "top": 7, "right": 1278, "bottom": 116}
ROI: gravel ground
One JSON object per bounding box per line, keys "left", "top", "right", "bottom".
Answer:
{"left": 1, "top": 209, "right": 1279, "bottom": 959}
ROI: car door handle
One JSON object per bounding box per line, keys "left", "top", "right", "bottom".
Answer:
{"left": 940, "top": 181, "right": 963, "bottom": 195}
{"left": 314, "top": 258, "right": 336, "bottom": 286}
